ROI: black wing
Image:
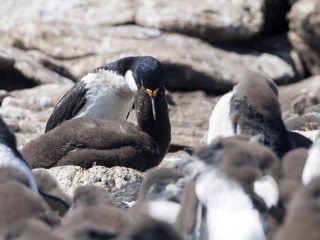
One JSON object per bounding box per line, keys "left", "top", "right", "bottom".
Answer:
{"left": 45, "top": 82, "right": 87, "bottom": 132}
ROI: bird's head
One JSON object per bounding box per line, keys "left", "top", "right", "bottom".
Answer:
{"left": 132, "top": 56, "right": 165, "bottom": 121}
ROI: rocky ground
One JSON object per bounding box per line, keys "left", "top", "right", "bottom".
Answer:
{"left": 1, "top": 0, "right": 320, "bottom": 212}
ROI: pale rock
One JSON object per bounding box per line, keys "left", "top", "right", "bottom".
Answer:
{"left": 7, "top": 23, "right": 303, "bottom": 93}
{"left": 45, "top": 166, "right": 144, "bottom": 197}
{"left": 0, "top": 0, "right": 134, "bottom": 33}
{"left": 279, "top": 75, "right": 320, "bottom": 119}
{"left": 135, "top": 0, "right": 265, "bottom": 42}
{"left": 288, "top": 0, "right": 320, "bottom": 75}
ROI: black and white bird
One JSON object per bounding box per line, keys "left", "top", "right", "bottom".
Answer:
{"left": 128, "top": 167, "right": 188, "bottom": 225}
{"left": 0, "top": 117, "right": 71, "bottom": 218}
{"left": 59, "top": 185, "right": 132, "bottom": 238}
{"left": 176, "top": 136, "right": 282, "bottom": 240}
{"left": 207, "top": 71, "right": 280, "bottom": 144}
{"left": 274, "top": 176, "right": 320, "bottom": 240}
{"left": 0, "top": 117, "right": 38, "bottom": 193}
{"left": 207, "top": 70, "right": 312, "bottom": 157}
{"left": 22, "top": 85, "right": 171, "bottom": 171}
{"left": 45, "top": 56, "right": 164, "bottom": 132}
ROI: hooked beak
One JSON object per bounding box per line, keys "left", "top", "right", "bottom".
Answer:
{"left": 146, "top": 88, "right": 159, "bottom": 121}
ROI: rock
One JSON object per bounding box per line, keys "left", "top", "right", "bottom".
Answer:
{"left": 0, "top": 53, "right": 15, "bottom": 70}
{"left": 279, "top": 75, "right": 320, "bottom": 120}
{"left": 168, "top": 91, "right": 218, "bottom": 148}
{"left": 288, "top": 0, "right": 320, "bottom": 75}
{"left": 0, "top": 51, "right": 38, "bottom": 91}
{"left": 0, "top": 84, "right": 72, "bottom": 148}
{"left": 0, "top": 45, "right": 74, "bottom": 88}
{"left": 27, "top": 50, "right": 76, "bottom": 81}
{"left": 9, "top": 83, "right": 73, "bottom": 111}
{"left": 291, "top": 95, "right": 318, "bottom": 115}
{"left": 247, "top": 33, "right": 305, "bottom": 84}
{"left": 7, "top": 23, "right": 302, "bottom": 93}
{"left": 44, "top": 166, "right": 144, "bottom": 197}
{"left": 135, "top": 0, "right": 287, "bottom": 42}
{"left": 0, "top": 90, "right": 8, "bottom": 105}
{"left": 0, "top": 0, "right": 134, "bottom": 33}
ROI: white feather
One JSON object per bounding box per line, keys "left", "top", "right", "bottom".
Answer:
{"left": 196, "top": 170, "right": 265, "bottom": 240}
{"left": 293, "top": 130, "right": 320, "bottom": 142}
{"left": 207, "top": 91, "right": 234, "bottom": 145}
{"left": 148, "top": 200, "right": 181, "bottom": 224}
{"left": 194, "top": 201, "right": 205, "bottom": 240}
{"left": 0, "top": 144, "right": 38, "bottom": 193}
{"left": 302, "top": 140, "right": 320, "bottom": 185}
{"left": 123, "top": 200, "right": 135, "bottom": 208}
{"left": 253, "top": 175, "right": 279, "bottom": 209}
{"left": 74, "top": 69, "right": 138, "bottom": 121}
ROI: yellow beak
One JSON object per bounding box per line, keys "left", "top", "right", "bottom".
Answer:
{"left": 146, "top": 88, "right": 159, "bottom": 120}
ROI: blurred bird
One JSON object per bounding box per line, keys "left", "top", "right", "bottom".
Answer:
{"left": 59, "top": 185, "right": 132, "bottom": 238}
{"left": 129, "top": 167, "right": 188, "bottom": 224}
{"left": 207, "top": 71, "right": 312, "bottom": 157}
{"left": 0, "top": 181, "right": 60, "bottom": 234}
{"left": 176, "top": 136, "right": 283, "bottom": 240}
{"left": 0, "top": 116, "right": 38, "bottom": 193}
{"left": 3, "top": 219, "right": 67, "bottom": 240}
{"left": 279, "top": 148, "right": 308, "bottom": 207}
{"left": 274, "top": 176, "right": 320, "bottom": 240}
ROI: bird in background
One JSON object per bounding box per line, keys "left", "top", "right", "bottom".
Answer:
{"left": 207, "top": 70, "right": 312, "bottom": 158}
{"left": 45, "top": 56, "right": 164, "bottom": 132}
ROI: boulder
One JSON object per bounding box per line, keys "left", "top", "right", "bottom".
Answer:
{"left": 0, "top": 53, "right": 15, "bottom": 70}
{"left": 0, "top": 84, "right": 72, "bottom": 148}
{"left": 135, "top": 0, "right": 288, "bottom": 42}
{"left": 288, "top": 0, "right": 320, "bottom": 75}
{"left": 0, "top": 45, "right": 74, "bottom": 89}
{"left": 0, "top": 51, "right": 37, "bottom": 91}
{"left": 247, "top": 33, "right": 305, "bottom": 84}
{"left": 44, "top": 166, "right": 144, "bottom": 197}
{"left": 279, "top": 75, "right": 320, "bottom": 120}
{"left": 168, "top": 91, "right": 218, "bottom": 148}
{"left": 0, "top": 0, "right": 134, "bottom": 33}
{"left": 7, "top": 23, "right": 303, "bottom": 93}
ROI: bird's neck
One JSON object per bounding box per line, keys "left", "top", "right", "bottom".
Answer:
{"left": 135, "top": 87, "right": 171, "bottom": 151}
{"left": 259, "top": 119, "right": 292, "bottom": 158}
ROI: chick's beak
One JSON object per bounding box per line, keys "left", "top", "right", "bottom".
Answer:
{"left": 146, "top": 88, "right": 159, "bottom": 121}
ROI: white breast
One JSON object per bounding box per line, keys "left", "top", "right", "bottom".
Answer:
{"left": 148, "top": 200, "right": 181, "bottom": 224}
{"left": 207, "top": 91, "right": 234, "bottom": 144}
{"left": 302, "top": 140, "right": 320, "bottom": 185}
{"left": 196, "top": 170, "right": 265, "bottom": 240}
{"left": 253, "top": 175, "right": 279, "bottom": 209}
{"left": 74, "top": 69, "right": 138, "bottom": 121}
{"left": 0, "top": 144, "right": 38, "bottom": 193}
